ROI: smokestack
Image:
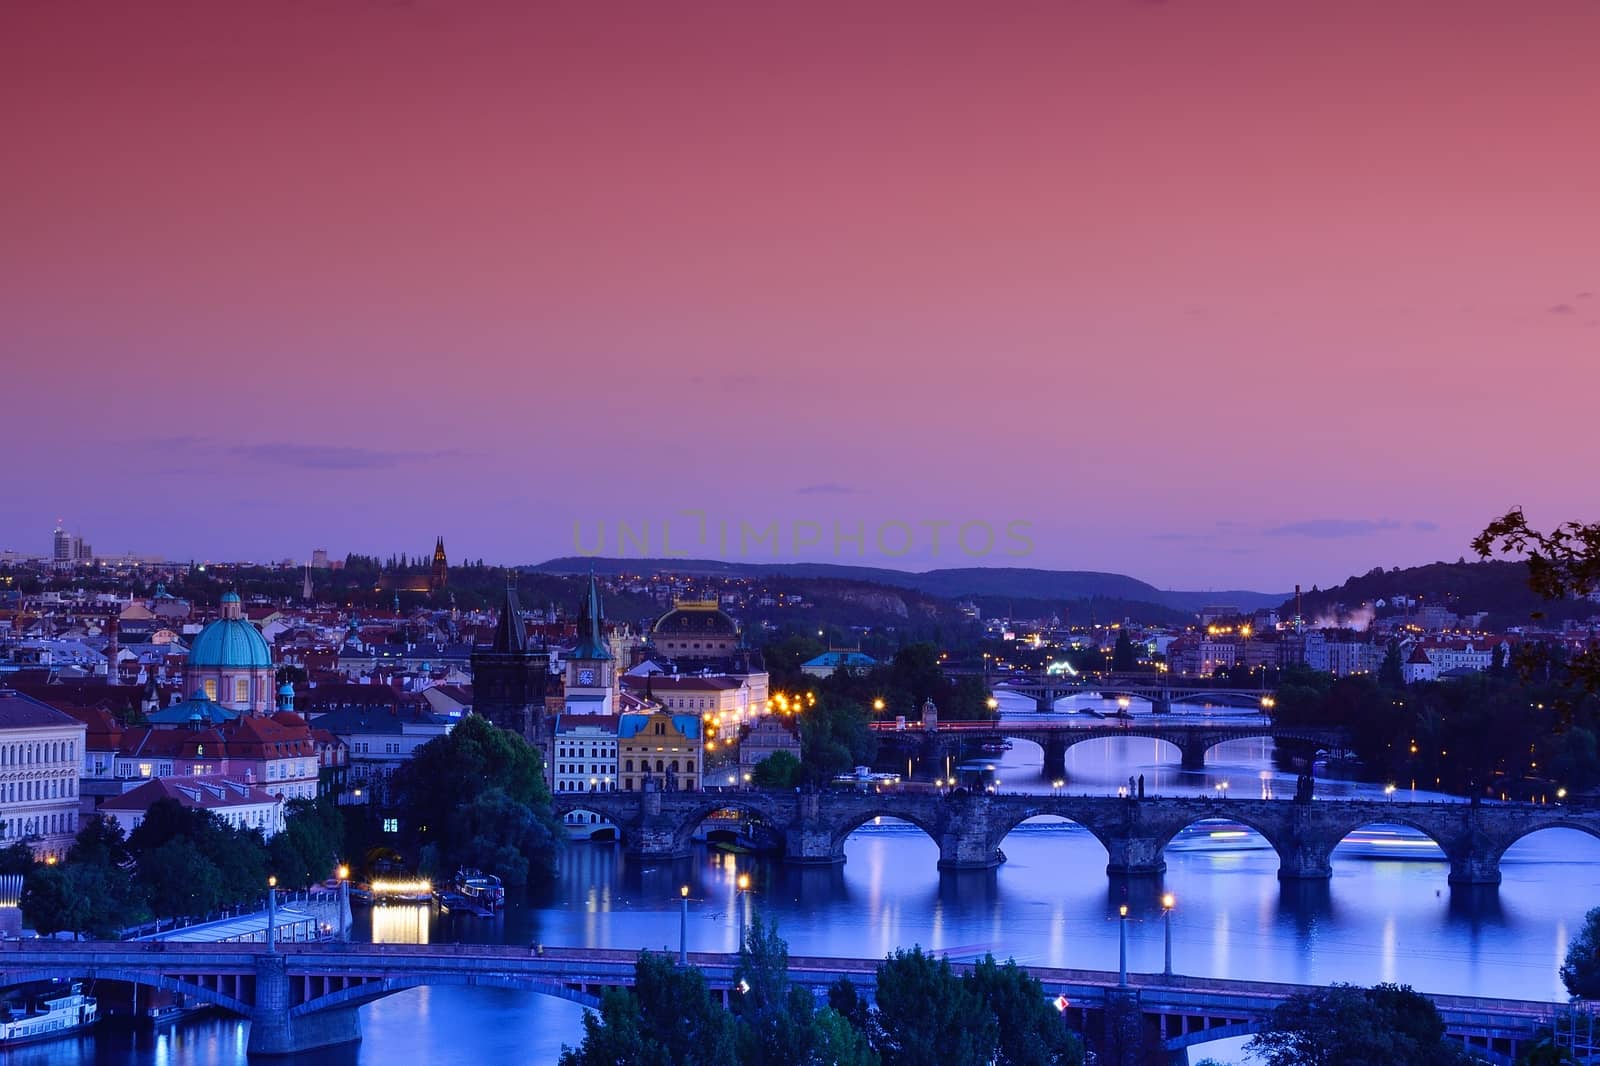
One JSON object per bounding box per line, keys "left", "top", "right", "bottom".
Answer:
{"left": 1295, "top": 585, "right": 1303, "bottom": 631}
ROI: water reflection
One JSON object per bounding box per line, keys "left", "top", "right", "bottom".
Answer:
{"left": 27, "top": 706, "right": 1600, "bottom": 1066}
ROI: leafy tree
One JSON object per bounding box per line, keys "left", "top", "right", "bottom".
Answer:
{"left": 968, "top": 955, "right": 1084, "bottom": 1066}
{"left": 751, "top": 750, "right": 803, "bottom": 789}
{"left": 1514, "top": 1036, "right": 1577, "bottom": 1065}
{"left": 1247, "top": 983, "right": 1472, "bottom": 1066}
{"left": 1379, "top": 641, "right": 1405, "bottom": 689}
{"left": 1112, "top": 630, "right": 1138, "bottom": 672}
{"left": 67, "top": 815, "right": 131, "bottom": 868}
{"left": 723, "top": 913, "right": 877, "bottom": 1066}
{"left": 21, "top": 863, "right": 89, "bottom": 936}
{"left": 871, "top": 947, "right": 998, "bottom": 1066}
{"left": 828, "top": 976, "right": 873, "bottom": 1034}
{"left": 269, "top": 799, "right": 344, "bottom": 888}
{"left": 1561, "top": 906, "right": 1600, "bottom": 999}
{"left": 0, "top": 841, "right": 36, "bottom": 876}
{"left": 138, "top": 836, "right": 226, "bottom": 919}
{"left": 1475, "top": 509, "right": 1600, "bottom": 697}
{"left": 559, "top": 951, "right": 738, "bottom": 1066}
{"left": 392, "top": 714, "right": 562, "bottom": 890}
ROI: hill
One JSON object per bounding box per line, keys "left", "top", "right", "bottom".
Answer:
{"left": 1284, "top": 559, "right": 1599, "bottom": 629}
{"left": 530, "top": 557, "right": 1282, "bottom": 614}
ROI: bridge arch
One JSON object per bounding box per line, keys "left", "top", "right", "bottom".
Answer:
{"left": 15, "top": 966, "right": 253, "bottom": 1017}
{"left": 1155, "top": 813, "right": 1286, "bottom": 867}
{"left": 985, "top": 807, "right": 1116, "bottom": 862}
{"left": 668, "top": 796, "right": 787, "bottom": 852}
{"left": 1491, "top": 818, "right": 1600, "bottom": 864}
{"left": 828, "top": 808, "right": 944, "bottom": 856}
{"left": 291, "top": 973, "right": 602, "bottom": 1017}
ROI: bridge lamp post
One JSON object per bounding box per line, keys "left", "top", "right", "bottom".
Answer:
{"left": 679, "top": 885, "right": 690, "bottom": 965}
{"left": 267, "top": 875, "right": 278, "bottom": 954}
{"left": 1162, "top": 894, "right": 1176, "bottom": 978}
{"left": 737, "top": 873, "right": 753, "bottom": 939}
{"left": 1117, "top": 905, "right": 1129, "bottom": 987}
{"left": 872, "top": 698, "right": 885, "bottom": 716}
{"left": 337, "top": 864, "right": 350, "bottom": 941}
{"left": 1385, "top": 783, "right": 1397, "bottom": 804}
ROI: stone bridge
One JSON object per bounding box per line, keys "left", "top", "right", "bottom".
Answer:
{"left": 0, "top": 940, "right": 1559, "bottom": 1063}
{"left": 871, "top": 720, "right": 1347, "bottom": 773}
{"left": 553, "top": 788, "right": 1600, "bottom": 885}
{"left": 959, "top": 669, "right": 1274, "bottom": 714}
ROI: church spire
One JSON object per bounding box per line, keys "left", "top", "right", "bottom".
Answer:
{"left": 491, "top": 577, "right": 528, "bottom": 654}
{"left": 571, "top": 573, "right": 612, "bottom": 660}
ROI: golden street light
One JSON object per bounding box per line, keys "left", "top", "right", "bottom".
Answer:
{"left": 1162, "top": 894, "right": 1176, "bottom": 977}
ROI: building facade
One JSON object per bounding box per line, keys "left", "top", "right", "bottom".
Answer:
{"left": 0, "top": 690, "right": 88, "bottom": 861}
{"left": 617, "top": 712, "right": 702, "bottom": 792}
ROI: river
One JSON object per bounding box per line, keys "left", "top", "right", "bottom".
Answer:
{"left": 16, "top": 693, "right": 1598, "bottom": 1064}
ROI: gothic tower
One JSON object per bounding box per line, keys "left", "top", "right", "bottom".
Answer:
{"left": 563, "top": 574, "right": 616, "bottom": 714}
{"left": 471, "top": 579, "right": 550, "bottom": 745}
{"left": 430, "top": 537, "right": 448, "bottom": 593}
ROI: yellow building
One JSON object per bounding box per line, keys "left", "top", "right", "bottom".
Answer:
{"left": 617, "top": 711, "right": 702, "bottom": 792}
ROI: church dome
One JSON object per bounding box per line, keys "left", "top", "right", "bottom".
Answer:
{"left": 652, "top": 601, "right": 738, "bottom": 639}
{"left": 187, "top": 596, "right": 273, "bottom": 669}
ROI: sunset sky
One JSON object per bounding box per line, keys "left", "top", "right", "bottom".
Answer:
{"left": 4, "top": 1, "right": 1597, "bottom": 590}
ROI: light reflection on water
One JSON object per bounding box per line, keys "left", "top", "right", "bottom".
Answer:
{"left": 19, "top": 728, "right": 1597, "bottom": 1066}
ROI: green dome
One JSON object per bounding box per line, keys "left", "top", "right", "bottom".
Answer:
{"left": 186, "top": 617, "right": 273, "bottom": 669}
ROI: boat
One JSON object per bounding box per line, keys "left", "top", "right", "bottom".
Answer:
{"left": 452, "top": 868, "right": 506, "bottom": 910}
{"left": 0, "top": 981, "right": 98, "bottom": 1047}
{"left": 370, "top": 877, "right": 434, "bottom": 904}
{"left": 435, "top": 889, "right": 495, "bottom": 918}
{"left": 144, "top": 1000, "right": 209, "bottom": 1027}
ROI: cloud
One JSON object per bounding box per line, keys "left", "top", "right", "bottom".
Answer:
{"left": 228, "top": 442, "right": 465, "bottom": 470}
{"left": 1265, "top": 518, "right": 1402, "bottom": 539}
{"left": 796, "top": 482, "right": 859, "bottom": 495}
{"left": 1411, "top": 520, "right": 1440, "bottom": 532}
{"left": 1549, "top": 304, "right": 1576, "bottom": 315}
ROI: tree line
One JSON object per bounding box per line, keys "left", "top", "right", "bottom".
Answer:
{"left": 1, "top": 797, "right": 344, "bottom": 938}
{"left": 559, "top": 917, "right": 1084, "bottom": 1066}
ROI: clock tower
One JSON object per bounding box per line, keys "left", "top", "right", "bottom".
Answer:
{"left": 564, "top": 574, "right": 616, "bottom": 715}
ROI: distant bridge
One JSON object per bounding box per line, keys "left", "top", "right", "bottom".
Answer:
{"left": 945, "top": 668, "right": 1277, "bottom": 714}
{"left": 869, "top": 718, "right": 1347, "bottom": 772}
{"left": 0, "top": 940, "right": 1559, "bottom": 1063}
{"left": 552, "top": 788, "right": 1594, "bottom": 885}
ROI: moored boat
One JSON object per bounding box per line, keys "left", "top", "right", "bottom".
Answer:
{"left": 0, "top": 981, "right": 98, "bottom": 1047}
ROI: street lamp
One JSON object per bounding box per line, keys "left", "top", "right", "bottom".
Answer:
{"left": 267, "top": 875, "right": 278, "bottom": 953}
{"left": 679, "top": 885, "right": 690, "bottom": 965}
{"left": 1118, "top": 905, "right": 1129, "bottom": 987}
{"left": 1384, "top": 783, "right": 1397, "bottom": 804}
{"left": 336, "top": 864, "right": 351, "bottom": 941}
{"left": 736, "top": 872, "right": 753, "bottom": 938}
{"left": 1162, "top": 894, "right": 1176, "bottom": 978}
{"left": 872, "top": 698, "right": 886, "bottom": 715}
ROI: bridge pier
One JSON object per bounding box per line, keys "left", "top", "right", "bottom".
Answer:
{"left": 1042, "top": 737, "right": 1067, "bottom": 780}
{"left": 1178, "top": 742, "right": 1206, "bottom": 771}
{"left": 247, "top": 954, "right": 361, "bottom": 1057}
{"left": 1447, "top": 852, "right": 1502, "bottom": 886}
{"left": 939, "top": 823, "right": 1003, "bottom": 870}
{"left": 1151, "top": 695, "right": 1172, "bottom": 715}
{"left": 1034, "top": 691, "right": 1057, "bottom": 714}
{"left": 1104, "top": 834, "right": 1166, "bottom": 878}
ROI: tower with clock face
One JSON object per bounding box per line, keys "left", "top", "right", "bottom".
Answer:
{"left": 564, "top": 575, "right": 616, "bottom": 715}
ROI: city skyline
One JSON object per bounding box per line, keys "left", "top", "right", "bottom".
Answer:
{"left": 6, "top": 0, "right": 1598, "bottom": 588}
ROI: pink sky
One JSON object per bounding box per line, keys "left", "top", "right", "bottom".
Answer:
{"left": 3, "top": 1, "right": 1597, "bottom": 590}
